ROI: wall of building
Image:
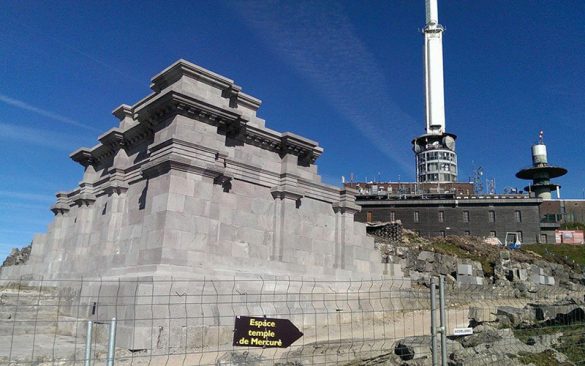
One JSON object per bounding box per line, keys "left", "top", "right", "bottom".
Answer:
{"left": 355, "top": 198, "right": 542, "bottom": 244}
{"left": 538, "top": 199, "right": 585, "bottom": 229}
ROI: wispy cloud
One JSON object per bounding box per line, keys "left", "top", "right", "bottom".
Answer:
{"left": 232, "top": 1, "right": 415, "bottom": 173}
{"left": 0, "top": 190, "right": 54, "bottom": 203}
{"left": 0, "top": 122, "right": 78, "bottom": 151}
{"left": 0, "top": 201, "right": 50, "bottom": 211}
{"left": 2, "top": 18, "right": 143, "bottom": 86}
{"left": 0, "top": 229, "right": 37, "bottom": 235}
{"left": 0, "top": 94, "right": 97, "bottom": 131}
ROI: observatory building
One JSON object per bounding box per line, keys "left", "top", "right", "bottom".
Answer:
{"left": 346, "top": 0, "right": 574, "bottom": 244}
{"left": 516, "top": 131, "right": 568, "bottom": 200}
{"left": 412, "top": 0, "right": 457, "bottom": 183}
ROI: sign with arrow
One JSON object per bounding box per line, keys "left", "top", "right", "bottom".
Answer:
{"left": 233, "top": 316, "right": 303, "bottom": 348}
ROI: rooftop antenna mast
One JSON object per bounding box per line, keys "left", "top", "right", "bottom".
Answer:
{"left": 472, "top": 166, "right": 484, "bottom": 194}
{"left": 424, "top": 0, "right": 445, "bottom": 134}
{"left": 412, "top": 0, "right": 458, "bottom": 184}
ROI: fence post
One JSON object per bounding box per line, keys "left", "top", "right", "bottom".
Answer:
{"left": 106, "top": 317, "right": 117, "bottom": 366}
{"left": 439, "top": 275, "right": 448, "bottom": 366}
{"left": 430, "top": 276, "right": 438, "bottom": 366}
{"left": 84, "top": 320, "right": 93, "bottom": 366}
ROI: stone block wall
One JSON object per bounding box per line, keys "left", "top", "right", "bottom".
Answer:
{"left": 2, "top": 59, "right": 382, "bottom": 281}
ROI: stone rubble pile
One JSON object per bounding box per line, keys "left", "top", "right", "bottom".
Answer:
{"left": 393, "top": 298, "right": 584, "bottom": 366}
{"left": 366, "top": 221, "right": 403, "bottom": 243}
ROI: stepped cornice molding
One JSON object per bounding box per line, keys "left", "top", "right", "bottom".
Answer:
{"left": 149, "top": 59, "right": 262, "bottom": 112}
{"left": 141, "top": 151, "right": 227, "bottom": 181}
{"left": 99, "top": 129, "right": 125, "bottom": 148}
{"left": 136, "top": 91, "right": 247, "bottom": 130}
{"left": 271, "top": 184, "right": 304, "bottom": 201}
{"left": 70, "top": 149, "right": 94, "bottom": 167}
{"left": 50, "top": 192, "right": 71, "bottom": 215}
{"left": 333, "top": 189, "right": 361, "bottom": 215}
{"left": 151, "top": 59, "right": 234, "bottom": 92}
{"left": 70, "top": 90, "right": 322, "bottom": 168}
{"left": 112, "top": 104, "right": 133, "bottom": 120}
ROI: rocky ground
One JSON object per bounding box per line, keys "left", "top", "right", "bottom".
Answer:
{"left": 1, "top": 244, "right": 31, "bottom": 268}
{"left": 364, "top": 225, "right": 585, "bottom": 366}
{"left": 2, "top": 230, "right": 585, "bottom": 365}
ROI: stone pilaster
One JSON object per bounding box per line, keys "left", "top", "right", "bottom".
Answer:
{"left": 270, "top": 177, "right": 303, "bottom": 262}
{"left": 104, "top": 169, "right": 129, "bottom": 245}
{"left": 73, "top": 183, "right": 97, "bottom": 240}
{"left": 332, "top": 189, "right": 361, "bottom": 269}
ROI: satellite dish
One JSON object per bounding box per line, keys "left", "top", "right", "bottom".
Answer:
{"left": 443, "top": 136, "right": 455, "bottom": 150}
{"left": 414, "top": 143, "right": 422, "bottom": 153}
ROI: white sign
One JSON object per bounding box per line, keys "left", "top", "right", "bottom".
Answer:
{"left": 453, "top": 327, "right": 473, "bottom": 336}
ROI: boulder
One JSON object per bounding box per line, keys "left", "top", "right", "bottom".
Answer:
{"left": 496, "top": 306, "right": 535, "bottom": 326}
{"left": 394, "top": 336, "right": 462, "bottom": 362}
{"left": 469, "top": 307, "right": 497, "bottom": 324}
{"left": 459, "top": 325, "right": 502, "bottom": 348}
{"left": 394, "top": 336, "right": 432, "bottom": 361}
{"left": 546, "top": 306, "right": 585, "bottom": 324}
{"left": 417, "top": 251, "right": 435, "bottom": 262}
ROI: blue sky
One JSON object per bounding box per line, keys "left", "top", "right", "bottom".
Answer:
{"left": 0, "top": 1, "right": 583, "bottom": 261}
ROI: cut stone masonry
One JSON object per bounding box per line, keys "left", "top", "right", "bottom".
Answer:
{"left": 1, "top": 59, "right": 382, "bottom": 281}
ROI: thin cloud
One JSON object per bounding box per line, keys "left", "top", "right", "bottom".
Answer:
{"left": 232, "top": 1, "right": 415, "bottom": 174}
{"left": 0, "top": 94, "right": 97, "bottom": 131}
{"left": 0, "top": 190, "right": 54, "bottom": 203}
{"left": 0, "top": 229, "right": 37, "bottom": 235}
{"left": 0, "top": 122, "right": 77, "bottom": 151}
{"left": 3, "top": 18, "right": 143, "bottom": 86}
{"left": 0, "top": 201, "right": 50, "bottom": 211}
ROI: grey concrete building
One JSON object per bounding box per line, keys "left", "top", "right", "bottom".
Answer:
{"left": 353, "top": 193, "right": 542, "bottom": 244}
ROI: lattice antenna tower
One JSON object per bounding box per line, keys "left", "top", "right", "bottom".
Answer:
{"left": 472, "top": 166, "right": 484, "bottom": 194}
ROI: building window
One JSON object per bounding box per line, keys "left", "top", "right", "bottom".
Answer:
{"left": 390, "top": 211, "right": 395, "bottom": 221}
{"left": 440, "top": 230, "right": 446, "bottom": 237}
{"left": 489, "top": 231, "right": 496, "bottom": 238}
{"left": 438, "top": 211, "right": 444, "bottom": 223}
{"left": 465, "top": 231, "right": 471, "bottom": 236}
{"left": 488, "top": 210, "right": 496, "bottom": 223}
{"left": 414, "top": 211, "right": 419, "bottom": 223}
{"left": 540, "top": 234, "right": 547, "bottom": 243}
{"left": 463, "top": 211, "right": 469, "bottom": 223}
{"left": 367, "top": 211, "right": 372, "bottom": 222}
{"left": 515, "top": 210, "right": 522, "bottom": 223}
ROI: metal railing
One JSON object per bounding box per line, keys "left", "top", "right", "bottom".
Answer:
{"left": 0, "top": 275, "right": 583, "bottom": 365}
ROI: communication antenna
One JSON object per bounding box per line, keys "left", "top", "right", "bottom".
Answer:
{"left": 503, "top": 186, "right": 518, "bottom": 194}
{"left": 487, "top": 178, "right": 496, "bottom": 195}
{"left": 472, "top": 166, "right": 484, "bottom": 194}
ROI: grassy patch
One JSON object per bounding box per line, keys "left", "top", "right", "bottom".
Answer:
{"left": 522, "top": 244, "right": 585, "bottom": 271}
{"left": 514, "top": 322, "right": 585, "bottom": 364}
{"left": 556, "top": 331, "right": 585, "bottom": 364}
{"left": 427, "top": 237, "right": 496, "bottom": 277}
{"left": 516, "top": 350, "right": 568, "bottom": 366}
{"left": 514, "top": 324, "right": 567, "bottom": 344}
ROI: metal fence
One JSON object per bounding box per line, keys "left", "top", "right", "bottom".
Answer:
{"left": 0, "top": 276, "right": 583, "bottom": 365}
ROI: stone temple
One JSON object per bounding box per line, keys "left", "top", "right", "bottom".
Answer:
{"left": 1, "top": 60, "right": 382, "bottom": 281}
